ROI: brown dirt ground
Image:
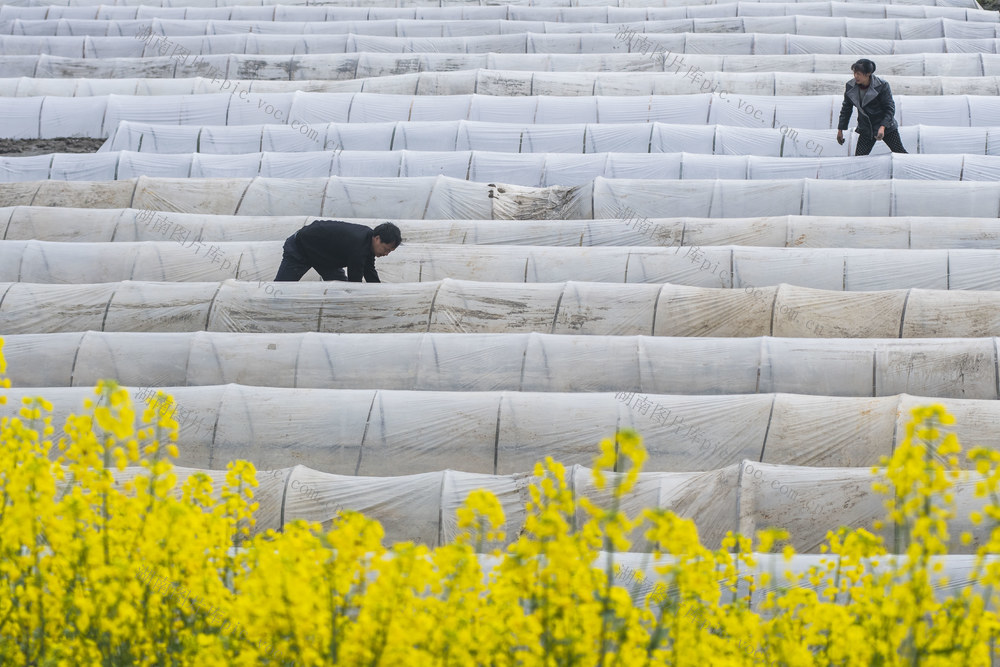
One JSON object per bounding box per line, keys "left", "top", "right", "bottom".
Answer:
{"left": 0, "top": 138, "right": 106, "bottom": 156}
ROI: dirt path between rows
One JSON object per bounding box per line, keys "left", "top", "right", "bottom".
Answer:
{"left": 0, "top": 138, "right": 106, "bottom": 156}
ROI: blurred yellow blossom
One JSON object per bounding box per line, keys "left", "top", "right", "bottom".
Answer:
{"left": 0, "top": 339, "right": 998, "bottom": 665}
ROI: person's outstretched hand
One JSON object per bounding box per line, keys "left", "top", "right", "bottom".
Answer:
{"left": 836, "top": 130, "right": 845, "bottom": 146}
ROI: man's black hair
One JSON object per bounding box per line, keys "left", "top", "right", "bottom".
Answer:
{"left": 372, "top": 222, "right": 402, "bottom": 247}
{"left": 851, "top": 59, "right": 876, "bottom": 75}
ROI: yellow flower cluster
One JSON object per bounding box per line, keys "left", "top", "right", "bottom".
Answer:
{"left": 1, "top": 338, "right": 999, "bottom": 665}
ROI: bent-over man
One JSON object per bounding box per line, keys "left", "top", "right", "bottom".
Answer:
{"left": 274, "top": 220, "right": 401, "bottom": 282}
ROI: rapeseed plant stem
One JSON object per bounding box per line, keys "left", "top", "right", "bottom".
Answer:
{"left": 3, "top": 337, "right": 1000, "bottom": 665}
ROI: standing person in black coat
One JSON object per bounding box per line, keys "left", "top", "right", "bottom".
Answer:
{"left": 836, "top": 59, "right": 908, "bottom": 157}
{"left": 274, "top": 220, "right": 402, "bottom": 282}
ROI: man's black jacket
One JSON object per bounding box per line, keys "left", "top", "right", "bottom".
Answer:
{"left": 293, "top": 220, "right": 379, "bottom": 282}
{"left": 838, "top": 75, "right": 899, "bottom": 139}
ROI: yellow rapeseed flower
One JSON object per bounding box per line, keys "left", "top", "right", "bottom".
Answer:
{"left": 1, "top": 337, "right": 998, "bottom": 666}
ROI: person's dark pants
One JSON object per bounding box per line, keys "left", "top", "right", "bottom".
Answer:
{"left": 274, "top": 234, "right": 347, "bottom": 282}
{"left": 854, "top": 128, "right": 908, "bottom": 156}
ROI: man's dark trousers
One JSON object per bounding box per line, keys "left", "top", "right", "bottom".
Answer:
{"left": 274, "top": 235, "right": 347, "bottom": 281}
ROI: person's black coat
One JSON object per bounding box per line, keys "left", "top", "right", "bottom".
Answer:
{"left": 838, "top": 75, "right": 899, "bottom": 139}
{"left": 293, "top": 220, "right": 379, "bottom": 282}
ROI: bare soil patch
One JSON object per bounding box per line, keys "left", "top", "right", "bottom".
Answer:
{"left": 0, "top": 138, "right": 106, "bottom": 156}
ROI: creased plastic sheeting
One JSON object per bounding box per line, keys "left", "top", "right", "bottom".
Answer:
{"left": 628, "top": 392, "right": 775, "bottom": 468}
{"left": 293, "top": 91, "right": 399, "bottom": 125}
{"left": 485, "top": 181, "right": 591, "bottom": 220}
{"left": 283, "top": 467, "right": 444, "bottom": 544}
{"left": 467, "top": 118, "right": 576, "bottom": 153}
{"left": 901, "top": 290, "right": 1000, "bottom": 337}
{"left": 0, "top": 282, "right": 118, "bottom": 333}
{"left": 0, "top": 241, "right": 272, "bottom": 283}
{"left": 0, "top": 384, "right": 221, "bottom": 464}
{"left": 557, "top": 282, "right": 663, "bottom": 334}
{"left": 8, "top": 92, "right": 1000, "bottom": 138}
{"left": 358, "top": 390, "right": 500, "bottom": 475}
{"left": 0, "top": 334, "right": 77, "bottom": 387}
{"left": 38, "top": 95, "right": 108, "bottom": 140}
{"left": 177, "top": 70, "right": 1000, "bottom": 99}
{"left": 655, "top": 283, "right": 771, "bottom": 336}
{"left": 109, "top": 463, "right": 285, "bottom": 536}
{"left": 12, "top": 51, "right": 997, "bottom": 79}
{"left": 11, "top": 51, "right": 1000, "bottom": 82}
{"left": 3, "top": 66, "right": 1000, "bottom": 98}
{"left": 593, "top": 178, "right": 1000, "bottom": 218}
{"left": 736, "top": 247, "right": 940, "bottom": 291}
{"left": 50, "top": 150, "right": 1000, "bottom": 185}
{"left": 0, "top": 53, "right": 34, "bottom": 80}
{"left": 0, "top": 281, "right": 213, "bottom": 333}
{"left": 0, "top": 280, "right": 795, "bottom": 334}
{"left": 13, "top": 280, "right": 1000, "bottom": 338}
{"left": 0, "top": 5, "right": 989, "bottom": 22}
{"left": 202, "top": 125, "right": 270, "bottom": 154}
{"left": 741, "top": 554, "right": 993, "bottom": 615}
{"left": 13, "top": 208, "right": 1000, "bottom": 249}
{"left": 429, "top": 281, "right": 560, "bottom": 334}
{"left": 763, "top": 394, "right": 897, "bottom": 467}
{"left": 495, "top": 392, "right": 622, "bottom": 473}
{"left": 103, "top": 93, "right": 230, "bottom": 134}
{"left": 211, "top": 385, "right": 375, "bottom": 472}
{"left": 20, "top": 240, "right": 1000, "bottom": 288}
{"left": 116, "top": 32, "right": 1000, "bottom": 58}
{"left": 0, "top": 155, "right": 50, "bottom": 183}
{"left": 179, "top": 70, "right": 1000, "bottom": 99}
{"left": 895, "top": 394, "right": 1000, "bottom": 468}
{"left": 118, "top": 152, "right": 194, "bottom": 179}
{"left": 324, "top": 121, "right": 395, "bottom": 151}
{"left": 6, "top": 17, "right": 997, "bottom": 38}
{"left": 318, "top": 176, "right": 498, "bottom": 220}
{"left": 232, "top": 177, "right": 332, "bottom": 218}
{"left": 31, "top": 53, "right": 178, "bottom": 80}
{"left": 17, "top": 203, "right": 253, "bottom": 241}
{"left": 210, "top": 280, "right": 438, "bottom": 334}
{"left": 187, "top": 153, "right": 263, "bottom": 178}
{"left": 901, "top": 85, "right": 962, "bottom": 118}
{"left": 439, "top": 471, "right": 530, "bottom": 549}
{"left": 882, "top": 340, "right": 998, "bottom": 399}
{"left": 0, "top": 96, "right": 41, "bottom": 139}
{"left": 4, "top": 332, "right": 999, "bottom": 400}
{"left": 105, "top": 282, "right": 219, "bottom": 331}
{"left": 3, "top": 386, "right": 990, "bottom": 473}
{"left": 578, "top": 465, "right": 742, "bottom": 550}
{"left": 47, "top": 153, "right": 119, "bottom": 182}
{"left": 768, "top": 285, "right": 907, "bottom": 337}
{"left": 224, "top": 91, "right": 296, "bottom": 127}
{"left": 737, "top": 461, "right": 986, "bottom": 553}
{"left": 135, "top": 176, "right": 499, "bottom": 219}
{"left": 270, "top": 458, "right": 987, "bottom": 553}
{"left": 0, "top": 1, "right": 987, "bottom": 12}
{"left": 15, "top": 175, "right": 1000, "bottom": 218}
{"left": 278, "top": 464, "right": 742, "bottom": 549}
